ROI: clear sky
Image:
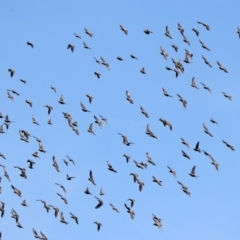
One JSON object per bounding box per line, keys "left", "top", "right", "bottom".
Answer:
{"left": 1, "top": 0, "right": 240, "bottom": 239}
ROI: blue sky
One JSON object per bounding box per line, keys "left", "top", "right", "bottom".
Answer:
{"left": 1, "top": 0, "right": 240, "bottom": 239}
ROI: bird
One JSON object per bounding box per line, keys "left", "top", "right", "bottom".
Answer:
{"left": 197, "top": 21, "right": 210, "bottom": 30}
{"left": 86, "top": 94, "right": 94, "bottom": 103}
{"left": 7, "top": 89, "right": 20, "bottom": 96}
{"left": 58, "top": 95, "right": 66, "bottom": 104}
{"left": 192, "top": 28, "right": 199, "bottom": 36}
{"left": 210, "top": 118, "right": 218, "bottom": 125}
{"left": 47, "top": 119, "right": 52, "bottom": 125}
{"left": 11, "top": 185, "right": 21, "bottom": 197}
{"left": 144, "top": 29, "right": 152, "bottom": 34}
{"left": 25, "top": 100, "right": 32, "bottom": 107}
{"left": 7, "top": 91, "right": 14, "bottom": 101}
{"left": 162, "top": 88, "right": 173, "bottom": 97}
{"left": 99, "top": 187, "right": 105, "bottom": 196}
{"left": 32, "top": 228, "right": 41, "bottom": 239}
{"left": 124, "top": 203, "right": 135, "bottom": 219}
{"left": 137, "top": 180, "right": 145, "bottom": 191}
{"left": 83, "top": 42, "right": 91, "bottom": 50}
{"left": 94, "top": 222, "right": 102, "bottom": 231}
{"left": 49, "top": 205, "right": 59, "bottom": 218}
{"left": 120, "top": 25, "right": 128, "bottom": 35}
{"left": 203, "top": 124, "right": 213, "bottom": 137}
{"left": 36, "top": 200, "right": 51, "bottom": 212}
{"left": 110, "top": 203, "right": 119, "bottom": 213}
{"left": 127, "top": 199, "right": 135, "bottom": 208}
{"left": 202, "top": 55, "right": 212, "bottom": 67}
{"left": 152, "top": 176, "right": 162, "bottom": 186}
{"left": 172, "top": 44, "right": 178, "bottom": 52}
{"left": 167, "top": 166, "right": 177, "bottom": 178}
{"left": 181, "top": 137, "right": 190, "bottom": 148}
{"left": 84, "top": 187, "right": 91, "bottom": 195}
{"left": 55, "top": 183, "right": 66, "bottom": 193}
{"left": 189, "top": 166, "right": 198, "bottom": 178}
{"left": 39, "top": 141, "right": 46, "bottom": 153}
{"left": 67, "top": 44, "right": 74, "bottom": 52}
{"left": 70, "top": 212, "right": 79, "bottom": 224}
{"left": 99, "top": 115, "right": 108, "bottom": 124}
{"left": 94, "top": 116, "right": 102, "bottom": 129}
{"left": 66, "top": 155, "right": 75, "bottom": 165}
{"left": 222, "top": 92, "right": 232, "bottom": 101}
{"left": 146, "top": 124, "right": 158, "bottom": 139}
{"left": 32, "top": 151, "right": 40, "bottom": 158}
{"left": 32, "top": 115, "right": 40, "bottom": 126}
{"left": 57, "top": 193, "right": 68, "bottom": 204}
{"left": 44, "top": 105, "right": 53, "bottom": 114}
{"left": 60, "top": 212, "right": 68, "bottom": 224}
{"left": 89, "top": 170, "right": 96, "bottom": 185}
{"left": 217, "top": 61, "right": 228, "bottom": 73}
{"left": 159, "top": 118, "right": 172, "bottom": 131}
{"left": 84, "top": 28, "right": 93, "bottom": 37}
{"left": 146, "top": 152, "right": 156, "bottom": 165}
{"left": 88, "top": 123, "right": 95, "bottom": 135}
{"left": 8, "top": 69, "right": 15, "bottom": 77}
{"left": 182, "top": 150, "right": 190, "bottom": 160}
{"left": 27, "top": 159, "right": 35, "bottom": 169}
{"left": 237, "top": 26, "right": 240, "bottom": 38}
{"left": 165, "top": 26, "right": 172, "bottom": 39}
{"left": 140, "top": 67, "right": 146, "bottom": 75}
{"left": 199, "top": 39, "right": 211, "bottom": 51}
{"left": 211, "top": 159, "right": 219, "bottom": 171}
{"left": 52, "top": 156, "right": 60, "bottom": 172}
{"left": 140, "top": 106, "right": 149, "bottom": 118}
{"left": 74, "top": 33, "right": 81, "bottom": 39}
{"left": 130, "top": 173, "right": 139, "bottom": 182}
{"left": 20, "top": 200, "right": 28, "bottom": 207}
{"left": 130, "top": 54, "right": 137, "bottom": 59}
{"left": 94, "top": 72, "right": 101, "bottom": 78}
{"left": 191, "top": 77, "right": 199, "bottom": 89}
{"left": 66, "top": 174, "right": 75, "bottom": 180}
{"left": 118, "top": 133, "right": 134, "bottom": 146}
{"left": 27, "top": 41, "right": 34, "bottom": 48}
{"left": 14, "top": 166, "right": 27, "bottom": 179}
{"left": 177, "top": 94, "right": 187, "bottom": 108}
{"left": 50, "top": 85, "right": 57, "bottom": 93}
{"left": 126, "top": 91, "right": 134, "bottom": 104}
{"left": 80, "top": 102, "right": 91, "bottom": 112}
{"left": 20, "top": 79, "right": 27, "bottom": 84}
{"left": 201, "top": 82, "right": 212, "bottom": 93}
{"left": 222, "top": 140, "right": 235, "bottom": 151}
{"left": 123, "top": 154, "right": 131, "bottom": 163}
{"left": 107, "top": 161, "right": 117, "bottom": 173}
{"left": 194, "top": 141, "right": 201, "bottom": 152}
{"left": 94, "top": 196, "right": 103, "bottom": 209}
{"left": 160, "top": 46, "right": 168, "bottom": 60}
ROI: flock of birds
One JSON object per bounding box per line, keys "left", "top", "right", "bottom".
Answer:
{"left": 0, "top": 22, "right": 239, "bottom": 239}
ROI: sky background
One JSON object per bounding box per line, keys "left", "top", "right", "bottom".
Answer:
{"left": 1, "top": 0, "right": 240, "bottom": 239}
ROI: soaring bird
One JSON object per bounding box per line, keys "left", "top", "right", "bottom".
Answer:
{"left": 167, "top": 166, "right": 176, "bottom": 178}
{"left": 222, "top": 92, "right": 232, "bottom": 101}
{"left": 80, "top": 102, "right": 91, "bottom": 112}
{"left": 152, "top": 176, "right": 162, "bottom": 186}
{"left": 83, "top": 42, "right": 91, "bottom": 50}
{"left": 126, "top": 91, "right": 134, "bottom": 104}
{"left": 88, "top": 170, "right": 96, "bottom": 185}
{"left": 222, "top": 140, "right": 235, "bottom": 151}
{"left": 123, "top": 154, "right": 131, "bottom": 163}
{"left": 165, "top": 26, "right": 172, "bottom": 39}
{"left": 202, "top": 55, "right": 212, "bottom": 67}
{"left": 162, "top": 87, "right": 173, "bottom": 97}
{"left": 159, "top": 118, "right": 172, "bottom": 131}
{"left": 110, "top": 203, "right": 119, "bottom": 213}
{"left": 118, "top": 133, "right": 134, "bottom": 146}
{"left": 172, "top": 44, "right": 178, "bottom": 52}
{"left": 107, "top": 161, "right": 117, "bottom": 173}
{"left": 140, "top": 106, "right": 149, "bottom": 118}
{"left": 55, "top": 183, "right": 66, "bottom": 193}
{"left": 191, "top": 77, "right": 199, "bottom": 89}
{"left": 182, "top": 150, "right": 190, "bottom": 160}
{"left": 124, "top": 203, "right": 135, "bottom": 219}
{"left": 203, "top": 124, "right": 213, "bottom": 137}
{"left": 86, "top": 94, "right": 94, "bottom": 103}
{"left": 140, "top": 67, "right": 146, "bottom": 75}
{"left": 199, "top": 39, "right": 210, "bottom": 51}
{"left": 181, "top": 137, "right": 190, "bottom": 148}
{"left": 74, "top": 33, "right": 81, "bottom": 39}
{"left": 57, "top": 193, "right": 68, "bottom": 204}
{"left": 88, "top": 123, "right": 95, "bottom": 135}
{"left": 160, "top": 46, "right": 168, "bottom": 60}
{"left": 84, "top": 28, "right": 93, "bottom": 37}
{"left": 201, "top": 82, "right": 212, "bottom": 94}
{"left": 217, "top": 61, "right": 228, "bottom": 73}
{"left": 144, "top": 29, "right": 152, "bottom": 34}
{"left": 146, "top": 152, "right": 156, "bottom": 165}
{"left": 177, "top": 94, "right": 187, "bottom": 108}
{"left": 27, "top": 41, "right": 34, "bottom": 48}
{"left": 44, "top": 105, "right": 53, "bottom": 114}
{"left": 60, "top": 212, "right": 68, "bottom": 224}
{"left": 146, "top": 124, "right": 158, "bottom": 139}
{"left": 58, "top": 95, "right": 66, "bottom": 104}
{"left": 70, "top": 212, "right": 79, "bottom": 224}
{"left": 11, "top": 185, "right": 21, "bottom": 197}
{"left": 192, "top": 28, "right": 199, "bottom": 36}
{"left": 120, "top": 25, "right": 128, "bottom": 35}
{"left": 197, "top": 21, "right": 210, "bottom": 30}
